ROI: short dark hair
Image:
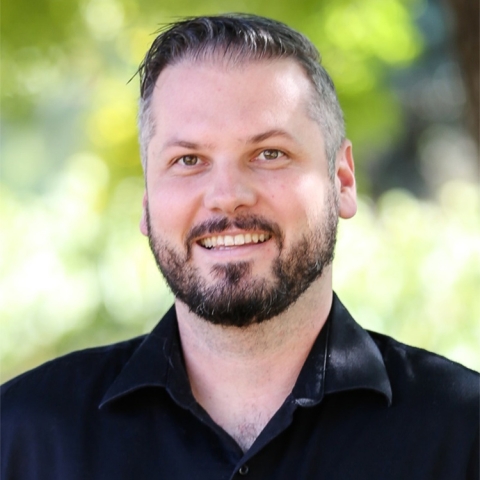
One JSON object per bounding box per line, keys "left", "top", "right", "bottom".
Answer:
{"left": 137, "top": 13, "right": 345, "bottom": 176}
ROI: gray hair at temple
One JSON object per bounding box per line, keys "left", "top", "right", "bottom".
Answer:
{"left": 137, "top": 14, "right": 345, "bottom": 178}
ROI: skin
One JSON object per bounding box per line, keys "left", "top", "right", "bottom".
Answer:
{"left": 140, "top": 57, "right": 357, "bottom": 451}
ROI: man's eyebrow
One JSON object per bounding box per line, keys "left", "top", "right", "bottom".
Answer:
{"left": 160, "top": 138, "right": 214, "bottom": 152}
{"left": 162, "top": 139, "right": 206, "bottom": 150}
{"left": 246, "top": 129, "right": 296, "bottom": 144}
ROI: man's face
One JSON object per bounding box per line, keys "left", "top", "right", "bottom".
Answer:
{"left": 141, "top": 58, "right": 356, "bottom": 327}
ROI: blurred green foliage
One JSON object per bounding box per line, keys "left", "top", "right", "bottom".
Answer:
{"left": 1, "top": 0, "right": 478, "bottom": 381}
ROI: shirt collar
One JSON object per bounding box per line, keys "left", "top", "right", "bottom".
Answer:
{"left": 100, "top": 293, "right": 392, "bottom": 409}
{"left": 99, "top": 307, "right": 189, "bottom": 409}
{"left": 293, "top": 293, "right": 392, "bottom": 406}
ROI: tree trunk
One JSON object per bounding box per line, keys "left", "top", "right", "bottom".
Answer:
{"left": 445, "top": 0, "right": 480, "bottom": 152}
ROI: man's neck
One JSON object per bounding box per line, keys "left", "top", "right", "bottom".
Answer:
{"left": 175, "top": 278, "right": 333, "bottom": 451}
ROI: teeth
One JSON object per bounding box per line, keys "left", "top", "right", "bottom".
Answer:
{"left": 234, "top": 234, "right": 245, "bottom": 245}
{"left": 200, "top": 233, "right": 270, "bottom": 248}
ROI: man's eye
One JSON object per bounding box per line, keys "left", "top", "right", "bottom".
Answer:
{"left": 258, "top": 149, "right": 284, "bottom": 160}
{"left": 177, "top": 155, "right": 200, "bottom": 166}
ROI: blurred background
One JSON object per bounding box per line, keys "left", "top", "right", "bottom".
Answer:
{"left": 1, "top": 0, "right": 479, "bottom": 381}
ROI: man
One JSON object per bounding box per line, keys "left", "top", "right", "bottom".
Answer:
{"left": 2, "top": 14, "right": 478, "bottom": 480}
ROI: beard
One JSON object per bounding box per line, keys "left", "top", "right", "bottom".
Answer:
{"left": 147, "top": 190, "right": 339, "bottom": 328}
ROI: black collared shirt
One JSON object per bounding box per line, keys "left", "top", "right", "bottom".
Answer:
{"left": 2, "top": 295, "right": 479, "bottom": 479}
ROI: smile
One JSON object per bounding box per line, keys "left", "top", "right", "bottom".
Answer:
{"left": 199, "top": 233, "right": 272, "bottom": 249}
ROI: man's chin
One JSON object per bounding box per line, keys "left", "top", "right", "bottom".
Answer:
{"left": 208, "top": 260, "right": 254, "bottom": 284}
{"left": 189, "top": 300, "right": 277, "bottom": 329}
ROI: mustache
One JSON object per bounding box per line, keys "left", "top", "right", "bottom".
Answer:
{"left": 186, "top": 215, "right": 284, "bottom": 251}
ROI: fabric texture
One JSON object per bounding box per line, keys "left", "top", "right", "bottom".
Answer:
{"left": 2, "top": 294, "right": 479, "bottom": 480}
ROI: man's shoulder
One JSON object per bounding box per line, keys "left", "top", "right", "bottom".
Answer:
{"left": 369, "top": 330, "right": 479, "bottom": 408}
{"left": 1, "top": 335, "right": 146, "bottom": 411}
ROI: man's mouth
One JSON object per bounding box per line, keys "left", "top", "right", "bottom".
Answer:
{"left": 198, "top": 232, "right": 272, "bottom": 249}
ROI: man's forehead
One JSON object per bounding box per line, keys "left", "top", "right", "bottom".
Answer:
{"left": 151, "top": 55, "right": 313, "bottom": 97}
{"left": 150, "top": 58, "right": 316, "bottom": 130}
{"left": 146, "top": 56, "right": 322, "bottom": 153}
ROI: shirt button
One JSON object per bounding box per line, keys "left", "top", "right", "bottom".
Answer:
{"left": 238, "top": 464, "right": 249, "bottom": 475}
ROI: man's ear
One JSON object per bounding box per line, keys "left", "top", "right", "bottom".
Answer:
{"left": 335, "top": 140, "right": 357, "bottom": 220}
{"left": 140, "top": 192, "right": 149, "bottom": 236}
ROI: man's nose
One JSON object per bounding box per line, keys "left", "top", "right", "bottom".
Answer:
{"left": 202, "top": 162, "right": 257, "bottom": 214}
